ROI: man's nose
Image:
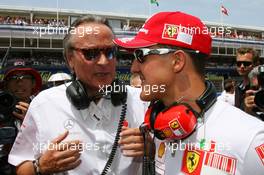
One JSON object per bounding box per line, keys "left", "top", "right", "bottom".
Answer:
{"left": 96, "top": 52, "right": 109, "bottom": 65}
{"left": 16, "top": 78, "right": 24, "bottom": 83}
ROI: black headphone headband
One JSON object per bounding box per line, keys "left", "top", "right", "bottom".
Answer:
{"left": 195, "top": 80, "right": 217, "bottom": 113}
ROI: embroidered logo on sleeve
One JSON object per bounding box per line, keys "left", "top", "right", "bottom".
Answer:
{"left": 255, "top": 144, "right": 264, "bottom": 165}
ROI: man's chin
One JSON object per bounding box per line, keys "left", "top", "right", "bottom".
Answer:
{"left": 89, "top": 81, "right": 113, "bottom": 93}
{"left": 239, "top": 72, "right": 247, "bottom": 76}
{"left": 140, "top": 92, "right": 155, "bottom": 102}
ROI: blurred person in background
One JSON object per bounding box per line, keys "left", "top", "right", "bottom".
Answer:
{"left": 244, "top": 65, "right": 264, "bottom": 121}
{"left": 217, "top": 78, "right": 235, "bottom": 105}
{"left": 235, "top": 47, "right": 259, "bottom": 110}
{"left": 0, "top": 63, "right": 42, "bottom": 175}
{"left": 130, "top": 73, "right": 142, "bottom": 88}
{"left": 47, "top": 72, "right": 71, "bottom": 87}
{"left": 3, "top": 64, "right": 42, "bottom": 121}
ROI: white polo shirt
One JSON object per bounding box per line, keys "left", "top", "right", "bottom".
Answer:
{"left": 155, "top": 100, "right": 264, "bottom": 175}
{"left": 8, "top": 84, "right": 148, "bottom": 175}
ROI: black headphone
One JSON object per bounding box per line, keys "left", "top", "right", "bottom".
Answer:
{"left": 66, "top": 78, "right": 127, "bottom": 110}
{"left": 145, "top": 80, "right": 217, "bottom": 140}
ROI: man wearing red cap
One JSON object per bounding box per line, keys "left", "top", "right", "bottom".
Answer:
{"left": 0, "top": 65, "right": 42, "bottom": 175}
{"left": 3, "top": 66, "right": 42, "bottom": 120}
{"left": 115, "top": 11, "right": 264, "bottom": 175}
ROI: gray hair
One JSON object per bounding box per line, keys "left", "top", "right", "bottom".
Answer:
{"left": 63, "top": 16, "right": 112, "bottom": 63}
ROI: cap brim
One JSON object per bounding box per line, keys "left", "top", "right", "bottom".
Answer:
{"left": 114, "top": 37, "right": 157, "bottom": 49}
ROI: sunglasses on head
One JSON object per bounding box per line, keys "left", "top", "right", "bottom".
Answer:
{"left": 236, "top": 61, "right": 252, "bottom": 67}
{"left": 133, "top": 48, "right": 177, "bottom": 63}
{"left": 71, "top": 47, "right": 117, "bottom": 61}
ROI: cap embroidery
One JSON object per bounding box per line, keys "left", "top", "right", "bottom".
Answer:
{"left": 162, "top": 24, "right": 194, "bottom": 45}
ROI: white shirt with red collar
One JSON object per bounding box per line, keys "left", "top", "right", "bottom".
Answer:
{"left": 8, "top": 84, "right": 148, "bottom": 175}
{"left": 155, "top": 100, "right": 264, "bottom": 175}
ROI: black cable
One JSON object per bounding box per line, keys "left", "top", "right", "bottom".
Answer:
{"left": 140, "top": 124, "right": 148, "bottom": 175}
{"left": 139, "top": 124, "right": 155, "bottom": 175}
{"left": 101, "top": 103, "right": 127, "bottom": 175}
{"left": 149, "top": 136, "right": 155, "bottom": 175}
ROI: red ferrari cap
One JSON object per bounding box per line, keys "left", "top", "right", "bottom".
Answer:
{"left": 114, "top": 11, "right": 212, "bottom": 55}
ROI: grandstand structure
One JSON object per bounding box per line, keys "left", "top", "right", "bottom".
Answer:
{"left": 0, "top": 5, "right": 264, "bottom": 90}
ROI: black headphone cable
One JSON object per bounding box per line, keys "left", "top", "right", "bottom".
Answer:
{"left": 101, "top": 103, "right": 127, "bottom": 175}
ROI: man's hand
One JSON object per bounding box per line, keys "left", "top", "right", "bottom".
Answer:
{"left": 244, "top": 90, "right": 257, "bottom": 114}
{"left": 16, "top": 131, "right": 83, "bottom": 175}
{"left": 38, "top": 131, "right": 82, "bottom": 174}
{"left": 119, "top": 127, "right": 154, "bottom": 158}
{"left": 119, "top": 127, "right": 144, "bottom": 157}
{"left": 12, "top": 101, "right": 29, "bottom": 120}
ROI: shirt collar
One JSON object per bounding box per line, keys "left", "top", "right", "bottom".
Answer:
{"left": 79, "top": 98, "right": 112, "bottom": 121}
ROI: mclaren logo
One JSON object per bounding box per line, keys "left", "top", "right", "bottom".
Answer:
{"left": 186, "top": 151, "right": 200, "bottom": 173}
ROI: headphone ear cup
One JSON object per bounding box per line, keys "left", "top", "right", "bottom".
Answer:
{"left": 66, "top": 80, "right": 90, "bottom": 110}
{"left": 150, "top": 101, "right": 165, "bottom": 131}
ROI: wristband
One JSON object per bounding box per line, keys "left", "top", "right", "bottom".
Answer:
{"left": 32, "top": 157, "right": 42, "bottom": 175}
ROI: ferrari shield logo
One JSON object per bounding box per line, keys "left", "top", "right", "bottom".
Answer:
{"left": 182, "top": 146, "right": 205, "bottom": 174}
{"left": 169, "top": 120, "right": 179, "bottom": 130}
{"left": 186, "top": 151, "right": 200, "bottom": 173}
{"left": 162, "top": 24, "right": 178, "bottom": 39}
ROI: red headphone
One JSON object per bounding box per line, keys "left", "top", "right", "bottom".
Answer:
{"left": 144, "top": 81, "right": 217, "bottom": 141}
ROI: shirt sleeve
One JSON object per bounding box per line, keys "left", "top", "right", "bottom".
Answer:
{"left": 242, "top": 131, "right": 264, "bottom": 175}
{"left": 8, "top": 108, "right": 40, "bottom": 166}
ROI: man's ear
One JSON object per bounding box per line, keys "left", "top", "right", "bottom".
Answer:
{"left": 171, "top": 51, "right": 186, "bottom": 73}
{"left": 66, "top": 52, "right": 75, "bottom": 72}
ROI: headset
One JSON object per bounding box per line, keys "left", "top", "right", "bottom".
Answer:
{"left": 144, "top": 80, "right": 217, "bottom": 141}
{"left": 66, "top": 78, "right": 127, "bottom": 110}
